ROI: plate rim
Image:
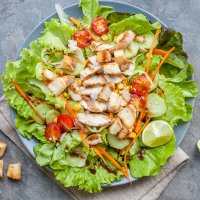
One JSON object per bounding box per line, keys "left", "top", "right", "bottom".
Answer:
{"left": 10, "top": 0, "right": 195, "bottom": 187}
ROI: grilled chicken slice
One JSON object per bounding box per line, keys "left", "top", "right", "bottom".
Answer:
{"left": 109, "top": 117, "right": 123, "bottom": 135}
{"left": 42, "top": 69, "right": 58, "bottom": 81}
{"left": 107, "top": 92, "right": 121, "bottom": 113}
{"left": 91, "top": 41, "right": 115, "bottom": 52}
{"left": 87, "top": 134, "right": 102, "bottom": 146}
{"left": 80, "top": 64, "right": 102, "bottom": 80}
{"left": 120, "top": 89, "right": 131, "bottom": 103}
{"left": 47, "top": 75, "right": 75, "bottom": 95}
{"left": 118, "top": 106, "right": 136, "bottom": 128}
{"left": 96, "top": 51, "right": 112, "bottom": 63}
{"left": 77, "top": 113, "right": 112, "bottom": 126}
{"left": 120, "top": 96, "right": 127, "bottom": 107}
{"left": 104, "top": 75, "right": 124, "bottom": 84}
{"left": 61, "top": 55, "right": 77, "bottom": 71}
{"left": 114, "top": 49, "right": 127, "bottom": 65}
{"left": 134, "top": 35, "right": 146, "bottom": 43}
{"left": 68, "top": 80, "right": 82, "bottom": 101}
{"left": 83, "top": 75, "right": 106, "bottom": 87}
{"left": 80, "top": 96, "right": 107, "bottom": 113}
{"left": 98, "top": 83, "right": 114, "bottom": 101}
{"left": 88, "top": 55, "right": 100, "bottom": 66}
{"left": 103, "top": 63, "right": 121, "bottom": 75}
{"left": 80, "top": 86, "right": 103, "bottom": 100}
{"left": 116, "top": 30, "right": 135, "bottom": 49}
{"left": 117, "top": 127, "right": 130, "bottom": 140}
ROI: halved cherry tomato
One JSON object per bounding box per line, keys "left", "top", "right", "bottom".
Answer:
{"left": 91, "top": 17, "right": 108, "bottom": 36}
{"left": 57, "top": 115, "right": 74, "bottom": 133}
{"left": 45, "top": 122, "right": 61, "bottom": 142}
{"left": 131, "top": 75, "right": 150, "bottom": 96}
{"left": 73, "top": 30, "right": 92, "bottom": 48}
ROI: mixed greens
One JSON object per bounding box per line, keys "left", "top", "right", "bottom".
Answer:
{"left": 1, "top": 0, "right": 198, "bottom": 193}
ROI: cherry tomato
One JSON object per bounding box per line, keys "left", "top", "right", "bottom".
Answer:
{"left": 131, "top": 75, "right": 150, "bottom": 96}
{"left": 45, "top": 122, "right": 61, "bottom": 142}
{"left": 91, "top": 17, "right": 108, "bottom": 35}
{"left": 57, "top": 115, "right": 74, "bottom": 133}
{"left": 73, "top": 30, "right": 92, "bottom": 48}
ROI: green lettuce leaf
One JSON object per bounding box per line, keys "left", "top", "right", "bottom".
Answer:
{"left": 34, "top": 143, "right": 54, "bottom": 166}
{"left": 97, "top": 5, "right": 115, "bottom": 18}
{"left": 129, "top": 135, "right": 176, "bottom": 178}
{"left": 181, "top": 102, "right": 193, "bottom": 122}
{"left": 158, "top": 81, "right": 188, "bottom": 126}
{"left": 174, "top": 81, "right": 198, "bottom": 98}
{"left": 108, "top": 14, "right": 161, "bottom": 38}
{"left": 15, "top": 116, "right": 46, "bottom": 142}
{"left": 107, "top": 12, "right": 132, "bottom": 24}
{"left": 39, "top": 19, "right": 75, "bottom": 50}
{"left": 79, "top": 0, "right": 99, "bottom": 27}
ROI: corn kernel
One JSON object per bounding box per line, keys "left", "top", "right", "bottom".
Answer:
{"left": 125, "top": 86, "right": 131, "bottom": 92}
{"left": 117, "top": 83, "right": 124, "bottom": 90}
{"left": 53, "top": 117, "right": 58, "bottom": 123}
{"left": 114, "top": 36, "right": 118, "bottom": 43}
{"left": 114, "top": 90, "right": 119, "bottom": 94}
{"left": 129, "top": 132, "right": 137, "bottom": 139}
{"left": 63, "top": 92, "right": 69, "bottom": 99}
{"left": 101, "top": 34, "right": 108, "bottom": 41}
{"left": 77, "top": 79, "right": 82, "bottom": 86}
{"left": 73, "top": 104, "right": 81, "bottom": 112}
{"left": 122, "top": 77, "right": 128, "bottom": 85}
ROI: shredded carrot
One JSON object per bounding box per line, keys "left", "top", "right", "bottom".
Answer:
{"left": 79, "top": 131, "right": 89, "bottom": 147}
{"left": 151, "top": 47, "right": 175, "bottom": 80}
{"left": 159, "top": 89, "right": 163, "bottom": 97}
{"left": 25, "top": 119, "right": 35, "bottom": 124}
{"left": 124, "top": 117, "right": 151, "bottom": 172}
{"left": 92, "top": 146, "right": 106, "bottom": 164}
{"left": 152, "top": 48, "right": 167, "bottom": 56}
{"left": 88, "top": 30, "right": 100, "bottom": 42}
{"left": 11, "top": 81, "right": 35, "bottom": 109}
{"left": 65, "top": 103, "right": 77, "bottom": 119}
{"left": 29, "top": 96, "right": 46, "bottom": 104}
{"left": 96, "top": 146, "right": 128, "bottom": 178}
{"left": 145, "top": 28, "right": 161, "bottom": 74}
{"left": 70, "top": 17, "right": 81, "bottom": 28}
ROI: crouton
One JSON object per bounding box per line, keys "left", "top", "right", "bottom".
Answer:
{"left": 7, "top": 163, "right": 22, "bottom": 180}
{"left": 0, "top": 160, "right": 3, "bottom": 178}
{"left": 96, "top": 51, "right": 112, "bottom": 63}
{"left": 0, "top": 140, "right": 7, "bottom": 158}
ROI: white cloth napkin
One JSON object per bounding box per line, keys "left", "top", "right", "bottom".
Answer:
{"left": 0, "top": 96, "right": 189, "bottom": 200}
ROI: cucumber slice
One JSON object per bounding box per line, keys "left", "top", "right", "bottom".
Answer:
{"left": 107, "top": 133, "right": 130, "bottom": 150}
{"left": 65, "top": 150, "right": 87, "bottom": 167}
{"left": 32, "top": 104, "right": 54, "bottom": 124}
{"left": 139, "top": 32, "right": 158, "bottom": 52}
{"left": 46, "top": 109, "right": 60, "bottom": 124}
{"left": 129, "top": 139, "right": 140, "bottom": 156}
{"left": 124, "top": 41, "right": 139, "bottom": 59}
{"left": 146, "top": 93, "right": 167, "bottom": 117}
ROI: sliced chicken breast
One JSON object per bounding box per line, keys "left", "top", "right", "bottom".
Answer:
{"left": 98, "top": 84, "right": 114, "bottom": 101}
{"left": 80, "top": 86, "right": 103, "bottom": 100}
{"left": 47, "top": 76, "right": 75, "bottom": 95}
{"left": 77, "top": 113, "right": 112, "bottom": 127}
{"left": 80, "top": 96, "right": 107, "bottom": 113}
{"left": 117, "top": 127, "right": 130, "bottom": 140}
{"left": 87, "top": 134, "right": 102, "bottom": 146}
{"left": 109, "top": 117, "right": 123, "bottom": 135}
{"left": 107, "top": 92, "right": 121, "bottom": 113}
{"left": 116, "top": 30, "right": 135, "bottom": 49}
{"left": 80, "top": 64, "right": 102, "bottom": 80}
{"left": 68, "top": 80, "right": 82, "bottom": 101}
{"left": 61, "top": 55, "right": 77, "bottom": 71}
{"left": 91, "top": 41, "right": 115, "bottom": 52}
{"left": 96, "top": 51, "right": 112, "bottom": 63}
{"left": 42, "top": 69, "right": 58, "bottom": 81}
{"left": 88, "top": 56, "right": 100, "bottom": 66}
{"left": 119, "top": 89, "right": 131, "bottom": 103}
{"left": 104, "top": 75, "right": 124, "bottom": 84}
{"left": 103, "top": 63, "right": 121, "bottom": 75}
{"left": 83, "top": 75, "right": 106, "bottom": 87}
{"left": 120, "top": 96, "right": 127, "bottom": 107}
{"left": 114, "top": 49, "right": 127, "bottom": 65}
{"left": 118, "top": 106, "right": 136, "bottom": 128}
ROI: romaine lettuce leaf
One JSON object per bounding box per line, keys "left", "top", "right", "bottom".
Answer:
{"left": 108, "top": 14, "right": 161, "bottom": 38}
{"left": 107, "top": 12, "right": 132, "bottom": 24}
{"left": 15, "top": 115, "right": 46, "bottom": 142}
{"left": 97, "top": 5, "right": 114, "bottom": 18}
{"left": 129, "top": 135, "right": 176, "bottom": 178}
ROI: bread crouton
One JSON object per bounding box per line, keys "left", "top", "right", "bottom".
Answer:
{"left": 7, "top": 163, "right": 22, "bottom": 180}
{"left": 0, "top": 160, "right": 3, "bottom": 178}
{"left": 0, "top": 140, "right": 7, "bottom": 158}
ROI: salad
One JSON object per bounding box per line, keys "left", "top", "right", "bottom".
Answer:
{"left": 1, "top": 0, "right": 198, "bottom": 193}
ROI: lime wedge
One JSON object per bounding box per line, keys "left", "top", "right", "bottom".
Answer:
{"left": 197, "top": 140, "right": 200, "bottom": 151}
{"left": 142, "top": 120, "right": 174, "bottom": 147}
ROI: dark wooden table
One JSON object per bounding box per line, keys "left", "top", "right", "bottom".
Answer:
{"left": 0, "top": 0, "right": 200, "bottom": 199}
